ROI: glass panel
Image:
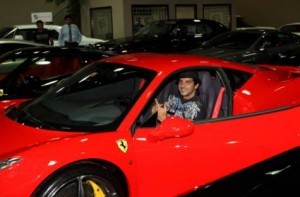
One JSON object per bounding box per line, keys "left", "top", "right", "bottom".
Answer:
{"left": 132, "top": 5, "right": 169, "bottom": 34}
{"left": 203, "top": 4, "right": 231, "bottom": 29}
{"left": 90, "top": 7, "right": 113, "bottom": 40}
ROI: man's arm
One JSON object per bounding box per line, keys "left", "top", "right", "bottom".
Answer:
{"left": 75, "top": 25, "right": 82, "bottom": 44}
{"left": 49, "top": 37, "right": 54, "bottom": 46}
{"left": 58, "top": 26, "right": 65, "bottom": 46}
{"left": 155, "top": 99, "right": 168, "bottom": 122}
{"left": 47, "top": 29, "right": 54, "bottom": 46}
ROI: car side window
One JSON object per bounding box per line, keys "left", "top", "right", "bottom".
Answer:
{"left": 258, "top": 32, "right": 295, "bottom": 49}
{"left": 16, "top": 29, "right": 35, "bottom": 40}
{"left": 277, "top": 32, "right": 295, "bottom": 45}
{"left": 223, "top": 68, "right": 252, "bottom": 91}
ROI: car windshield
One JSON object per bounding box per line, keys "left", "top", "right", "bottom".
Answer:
{"left": 0, "top": 27, "right": 14, "bottom": 38}
{"left": 202, "top": 31, "right": 261, "bottom": 50}
{"left": 0, "top": 49, "right": 57, "bottom": 80}
{"left": 134, "top": 21, "right": 175, "bottom": 36}
{"left": 6, "top": 62, "right": 156, "bottom": 131}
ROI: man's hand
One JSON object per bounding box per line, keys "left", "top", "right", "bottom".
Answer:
{"left": 154, "top": 99, "right": 168, "bottom": 122}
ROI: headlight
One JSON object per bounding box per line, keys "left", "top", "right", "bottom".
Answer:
{"left": 0, "top": 157, "right": 22, "bottom": 171}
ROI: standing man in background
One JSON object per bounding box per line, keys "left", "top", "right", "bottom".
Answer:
{"left": 31, "top": 20, "right": 54, "bottom": 46}
{"left": 59, "top": 15, "right": 82, "bottom": 47}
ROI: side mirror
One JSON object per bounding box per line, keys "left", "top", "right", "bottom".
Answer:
{"left": 147, "top": 116, "right": 194, "bottom": 142}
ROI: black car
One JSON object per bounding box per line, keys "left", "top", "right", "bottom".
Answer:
{"left": 256, "top": 45, "right": 300, "bottom": 67}
{"left": 187, "top": 29, "right": 300, "bottom": 64}
{"left": 182, "top": 147, "right": 300, "bottom": 197}
{"left": 0, "top": 39, "right": 45, "bottom": 56}
{"left": 90, "top": 19, "right": 229, "bottom": 54}
{"left": 0, "top": 46, "right": 113, "bottom": 101}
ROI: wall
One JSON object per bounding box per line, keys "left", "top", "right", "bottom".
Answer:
{"left": 236, "top": 0, "right": 300, "bottom": 28}
{"left": 0, "top": 0, "right": 236, "bottom": 39}
{"left": 85, "top": 0, "right": 235, "bottom": 38}
{"left": 123, "top": 0, "right": 203, "bottom": 37}
{"left": 0, "top": 0, "right": 65, "bottom": 27}
{"left": 2, "top": 0, "right": 300, "bottom": 38}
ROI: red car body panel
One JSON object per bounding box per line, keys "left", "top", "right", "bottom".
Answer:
{"left": 0, "top": 99, "right": 28, "bottom": 111}
{"left": 1, "top": 53, "right": 300, "bottom": 196}
{"left": 1, "top": 106, "right": 300, "bottom": 196}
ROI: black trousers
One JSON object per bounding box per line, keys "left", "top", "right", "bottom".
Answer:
{"left": 64, "top": 42, "right": 79, "bottom": 47}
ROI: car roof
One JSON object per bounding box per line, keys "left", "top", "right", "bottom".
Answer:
{"left": 0, "top": 38, "right": 46, "bottom": 45}
{"left": 155, "top": 18, "right": 227, "bottom": 25}
{"left": 159, "top": 18, "right": 222, "bottom": 22}
{"left": 12, "top": 24, "right": 62, "bottom": 31}
{"left": 233, "top": 28, "right": 277, "bottom": 34}
{"left": 279, "top": 22, "right": 300, "bottom": 26}
{"left": 100, "top": 52, "right": 257, "bottom": 74}
{"left": 2, "top": 46, "right": 114, "bottom": 56}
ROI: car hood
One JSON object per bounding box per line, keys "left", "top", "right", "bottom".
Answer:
{"left": 0, "top": 112, "right": 85, "bottom": 158}
{"left": 0, "top": 99, "right": 28, "bottom": 112}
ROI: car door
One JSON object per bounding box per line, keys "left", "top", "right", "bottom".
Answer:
{"left": 130, "top": 67, "right": 300, "bottom": 196}
{"left": 132, "top": 106, "right": 300, "bottom": 196}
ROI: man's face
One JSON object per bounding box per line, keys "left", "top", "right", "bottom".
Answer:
{"left": 65, "top": 17, "right": 72, "bottom": 24}
{"left": 36, "top": 23, "right": 44, "bottom": 30}
{"left": 178, "top": 77, "right": 199, "bottom": 100}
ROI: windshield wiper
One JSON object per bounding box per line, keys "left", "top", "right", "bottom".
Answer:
{"left": 7, "top": 104, "right": 56, "bottom": 130}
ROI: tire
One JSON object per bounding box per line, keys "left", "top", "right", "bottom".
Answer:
{"left": 32, "top": 162, "right": 125, "bottom": 197}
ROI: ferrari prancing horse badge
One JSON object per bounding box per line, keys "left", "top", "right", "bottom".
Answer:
{"left": 116, "top": 139, "right": 128, "bottom": 153}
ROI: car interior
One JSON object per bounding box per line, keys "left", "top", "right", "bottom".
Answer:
{"left": 137, "top": 69, "right": 231, "bottom": 128}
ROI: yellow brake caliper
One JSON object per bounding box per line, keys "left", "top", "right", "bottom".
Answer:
{"left": 86, "top": 180, "right": 105, "bottom": 197}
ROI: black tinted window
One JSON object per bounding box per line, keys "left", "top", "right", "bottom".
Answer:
{"left": 223, "top": 68, "right": 252, "bottom": 91}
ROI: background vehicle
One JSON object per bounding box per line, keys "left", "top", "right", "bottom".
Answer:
{"left": 278, "top": 22, "right": 300, "bottom": 36}
{"left": 0, "top": 39, "right": 45, "bottom": 56}
{"left": 2, "top": 53, "right": 300, "bottom": 196}
{"left": 235, "top": 15, "right": 275, "bottom": 30}
{"left": 187, "top": 29, "right": 300, "bottom": 64}
{"left": 89, "top": 19, "right": 229, "bottom": 54}
{"left": 0, "top": 46, "right": 113, "bottom": 110}
{"left": 255, "top": 45, "right": 300, "bottom": 67}
{"left": 0, "top": 24, "right": 107, "bottom": 46}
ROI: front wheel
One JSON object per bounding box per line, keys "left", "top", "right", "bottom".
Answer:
{"left": 32, "top": 162, "right": 125, "bottom": 197}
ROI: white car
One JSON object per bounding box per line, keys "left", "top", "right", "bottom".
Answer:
{"left": 278, "top": 22, "right": 300, "bottom": 36}
{"left": 0, "top": 24, "right": 107, "bottom": 46}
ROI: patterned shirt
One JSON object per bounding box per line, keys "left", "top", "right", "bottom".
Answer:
{"left": 167, "top": 94, "right": 206, "bottom": 121}
{"left": 31, "top": 29, "right": 53, "bottom": 45}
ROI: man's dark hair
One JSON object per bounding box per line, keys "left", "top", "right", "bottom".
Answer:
{"left": 64, "top": 14, "right": 73, "bottom": 20}
{"left": 177, "top": 71, "right": 200, "bottom": 84}
{"left": 36, "top": 20, "right": 44, "bottom": 25}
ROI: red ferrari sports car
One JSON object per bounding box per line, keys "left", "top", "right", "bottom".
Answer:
{"left": 1, "top": 53, "right": 300, "bottom": 197}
